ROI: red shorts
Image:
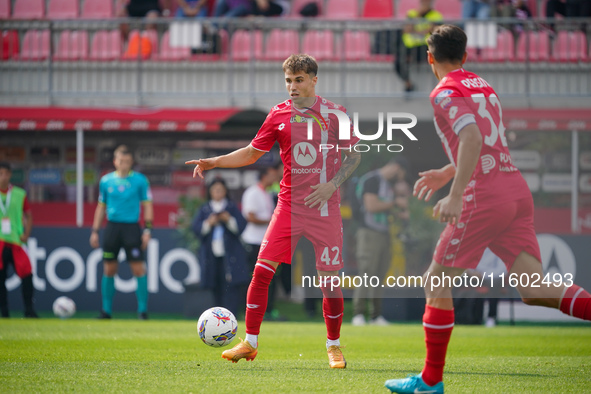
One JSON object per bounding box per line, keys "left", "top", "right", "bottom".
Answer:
{"left": 434, "top": 196, "right": 541, "bottom": 271}
{"left": 258, "top": 208, "right": 344, "bottom": 271}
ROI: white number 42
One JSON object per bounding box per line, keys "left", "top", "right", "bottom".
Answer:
{"left": 321, "top": 246, "right": 340, "bottom": 265}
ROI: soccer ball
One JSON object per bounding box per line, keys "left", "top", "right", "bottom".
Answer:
{"left": 197, "top": 307, "right": 238, "bottom": 347}
{"left": 52, "top": 296, "right": 76, "bottom": 319}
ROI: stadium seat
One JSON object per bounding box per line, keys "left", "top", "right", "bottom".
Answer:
{"left": 20, "top": 30, "right": 50, "bottom": 60}
{"left": 0, "top": 0, "right": 10, "bottom": 19}
{"left": 48, "top": 0, "right": 78, "bottom": 19}
{"left": 54, "top": 30, "right": 89, "bottom": 60}
{"left": 325, "top": 0, "right": 358, "bottom": 19}
{"left": 553, "top": 31, "right": 588, "bottom": 62}
{"left": 230, "top": 30, "right": 263, "bottom": 61}
{"left": 90, "top": 30, "right": 121, "bottom": 60}
{"left": 13, "top": 0, "right": 45, "bottom": 19}
{"left": 439, "top": 0, "right": 462, "bottom": 19}
{"left": 264, "top": 29, "right": 299, "bottom": 60}
{"left": 1, "top": 30, "right": 19, "bottom": 60}
{"left": 516, "top": 31, "right": 550, "bottom": 62}
{"left": 362, "top": 0, "right": 394, "bottom": 18}
{"left": 343, "top": 30, "right": 371, "bottom": 61}
{"left": 302, "top": 30, "right": 335, "bottom": 60}
{"left": 396, "top": 0, "right": 415, "bottom": 19}
{"left": 156, "top": 30, "right": 191, "bottom": 60}
{"left": 81, "top": 0, "right": 114, "bottom": 19}
{"left": 467, "top": 29, "right": 515, "bottom": 63}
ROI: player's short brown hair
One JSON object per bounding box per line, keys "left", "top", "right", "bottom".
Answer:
{"left": 427, "top": 25, "right": 467, "bottom": 64}
{"left": 113, "top": 144, "right": 131, "bottom": 158}
{"left": 283, "top": 54, "right": 318, "bottom": 76}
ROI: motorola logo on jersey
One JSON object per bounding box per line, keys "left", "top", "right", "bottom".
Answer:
{"left": 293, "top": 142, "right": 317, "bottom": 167}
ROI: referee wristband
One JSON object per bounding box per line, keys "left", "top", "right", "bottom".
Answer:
{"left": 144, "top": 221, "right": 153, "bottom": 234}
{"left": 91, "top": 228, "right": 99, "bottom": 233}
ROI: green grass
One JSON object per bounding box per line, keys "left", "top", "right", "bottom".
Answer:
{"left": 0, "top": 318, "right": 590, "bottom": 393}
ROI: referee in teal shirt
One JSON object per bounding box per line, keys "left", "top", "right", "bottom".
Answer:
{"left": 90, "top": 145, "right": 153, "bottom": 319}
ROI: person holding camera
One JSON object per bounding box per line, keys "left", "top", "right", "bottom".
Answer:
{"left": 192, "top": 178, "right": 249, "bottom": 316}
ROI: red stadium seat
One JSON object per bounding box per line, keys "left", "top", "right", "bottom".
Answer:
{"left": 264, "top": 29, "right": 299, "bottom": 60}
{"left": 362, "top": 0, "right": 394, "bottom": 18}
{"left": 230, "top": 30, "right": 263, "bottom": 61}
{"left": 439, "top": 0, "right": 462, "bottom": 19}
{"left": 157, "top": 30, "right": 192, "bottom": 60}
{"left": 20, "top": 30, "right": 50, "bottom": 60}
{"left": 467, "top": 29, "right": 515, "bottom": 63}
{"left": 553, "top": 31, "right": 588, "bottom": 62}
{"left": 82, "top": 0, "right": 114, "bottom": 19}
{"left": 516, "top": 31, "right": 550, "bottom": 62}
{"left": 396, "top": 0, "right": 415, "bottom": 19}
{"left": 343, "top": 31, "right": 371, "bottom": 61}
{"left": 48, "top": 0, "right": 79, "bottom": 19}
{"left": 0, "top": 0, "right": 11, "bottom": 19}
{"left": 90, "top": 30, "right": 121, "bottom": 60}
{"left": 54, "top": 30, "right": 89, "bottom": 60}
{"left": 325, "top": 0, "right": 358, "bottom": 19}
{"left": 302, "top": 30, "right": 335, "bottom": 60}
{"left": 13, "top": 0, "right": 45, "bottom": 19}
{"left": 1, "top": 30, "right": 19, "bottom": 60}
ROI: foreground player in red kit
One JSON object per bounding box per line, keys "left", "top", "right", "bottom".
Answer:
{"left": 385, "top": 25, "right": 591, "bottom": 394}
{"left": 186, "top": 54, "right": 361, "bottom": 368}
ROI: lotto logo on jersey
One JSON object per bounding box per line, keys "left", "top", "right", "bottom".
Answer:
{"left": 293, "top": 142, "right": 317, "bottom": 167}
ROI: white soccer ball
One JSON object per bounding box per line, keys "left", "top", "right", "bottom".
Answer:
{"left": 52, "top": 296, "right": 76, "bottom": 319}
{"left": 197, "top": 307, "right": 238, "bottom": 347}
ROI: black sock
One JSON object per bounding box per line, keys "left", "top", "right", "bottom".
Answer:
{"left": 21, "top": 274, "right": 34, "bottom": 313}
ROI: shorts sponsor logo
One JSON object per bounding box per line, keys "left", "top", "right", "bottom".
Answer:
{"left": 446, "top": 254, "right": 455, "bottom": 260}
{"left": 451, "top": 239, "right": 460, "bottom": 245}
{"left": 293, "top": 142, "right": 317, "bottom": 167}
{"left": 457, "top": 223, "right": 465, "bottom": 228}
{"left": 466, "top": 194, "right": 473, "bottom": 202}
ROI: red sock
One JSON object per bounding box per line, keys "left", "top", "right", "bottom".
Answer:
{"left": 320, "top": 276, "right": 343, "bottom": 341}
{"left": 421, "top": 305, "right": 454, "bottom": 387}
{"left": 560, "top": 285, "right": 591, "bottom": 321}
{"left": 245, "top": 262, "right": 276, "bottom": 335}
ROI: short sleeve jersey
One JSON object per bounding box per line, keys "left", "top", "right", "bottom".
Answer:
{"left": 98, "top": 171, "right": 152, "bottom": 223}
{"left": 250, "top": 96, "right": 359, "bottom": 217}
{"left": 430, "top": 68, "right": 530, "bottom": 206}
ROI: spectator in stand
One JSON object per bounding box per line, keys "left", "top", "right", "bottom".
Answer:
{"left": 395, "top": 0, "right": 442, "bottom": 92}
{"left": 118, "top": 0, "right": 172, "bottom": 39}
{"left": 462, "top": 0, "right": 492, "bottom": 19}
{"left": 251, "top": 0, "right": 290, "bottom": 16}
{"left": 214, "top": 0, "right": 253, "bottom": 17}
{"left": 546, "top": 0, "right": 591, "bottom": 18}
{"left": 491, "top": 1, "right": 532, "bottom": 33}
{"left": 192, "top": 178, "right": 249, "bottom": 317}
{"left": 176, "top": 0, "right": 210, "bottom": 18}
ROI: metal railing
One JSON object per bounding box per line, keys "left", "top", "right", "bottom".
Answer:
{"left": 0, "top": 18, "right": 590, "bottom": 106}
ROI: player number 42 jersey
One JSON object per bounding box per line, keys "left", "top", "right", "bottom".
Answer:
{"left": 430, "top": 68, "right": 530, "bottom": 205}
{"left": 250, "top": 96, "right": 359, "bottom": 217}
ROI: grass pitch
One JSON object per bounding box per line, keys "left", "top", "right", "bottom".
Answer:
{"left": 0, "top": 318, "right": 589, "bottom": 393}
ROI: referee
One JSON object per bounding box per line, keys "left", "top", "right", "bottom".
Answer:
{"left": 90, "top": 145, "right": 153, "bottom": 319}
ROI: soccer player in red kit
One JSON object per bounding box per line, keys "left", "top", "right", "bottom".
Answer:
{"left": 385, "top": 25, "right": 591, "bottom": 393}
{"left": 186, "top": 54, "right": 361, "bottom": 368}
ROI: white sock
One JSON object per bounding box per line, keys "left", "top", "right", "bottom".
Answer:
{"left": 245, "top": 334, "right": 258, "bottom": 348}
{"left": 326, "top": 338, "right": 340, "bottom": 349}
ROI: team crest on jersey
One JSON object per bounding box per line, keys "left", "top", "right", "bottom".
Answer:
{"left": 434, "top": 89, "right": 453, "bottom": 105}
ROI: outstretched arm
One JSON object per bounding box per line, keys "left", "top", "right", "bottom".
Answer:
{"left": 304, "top": 150, "right": 362, "bottom": 210}
{"left": 185, "top": 145, "right": 266, "bottom": 179}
